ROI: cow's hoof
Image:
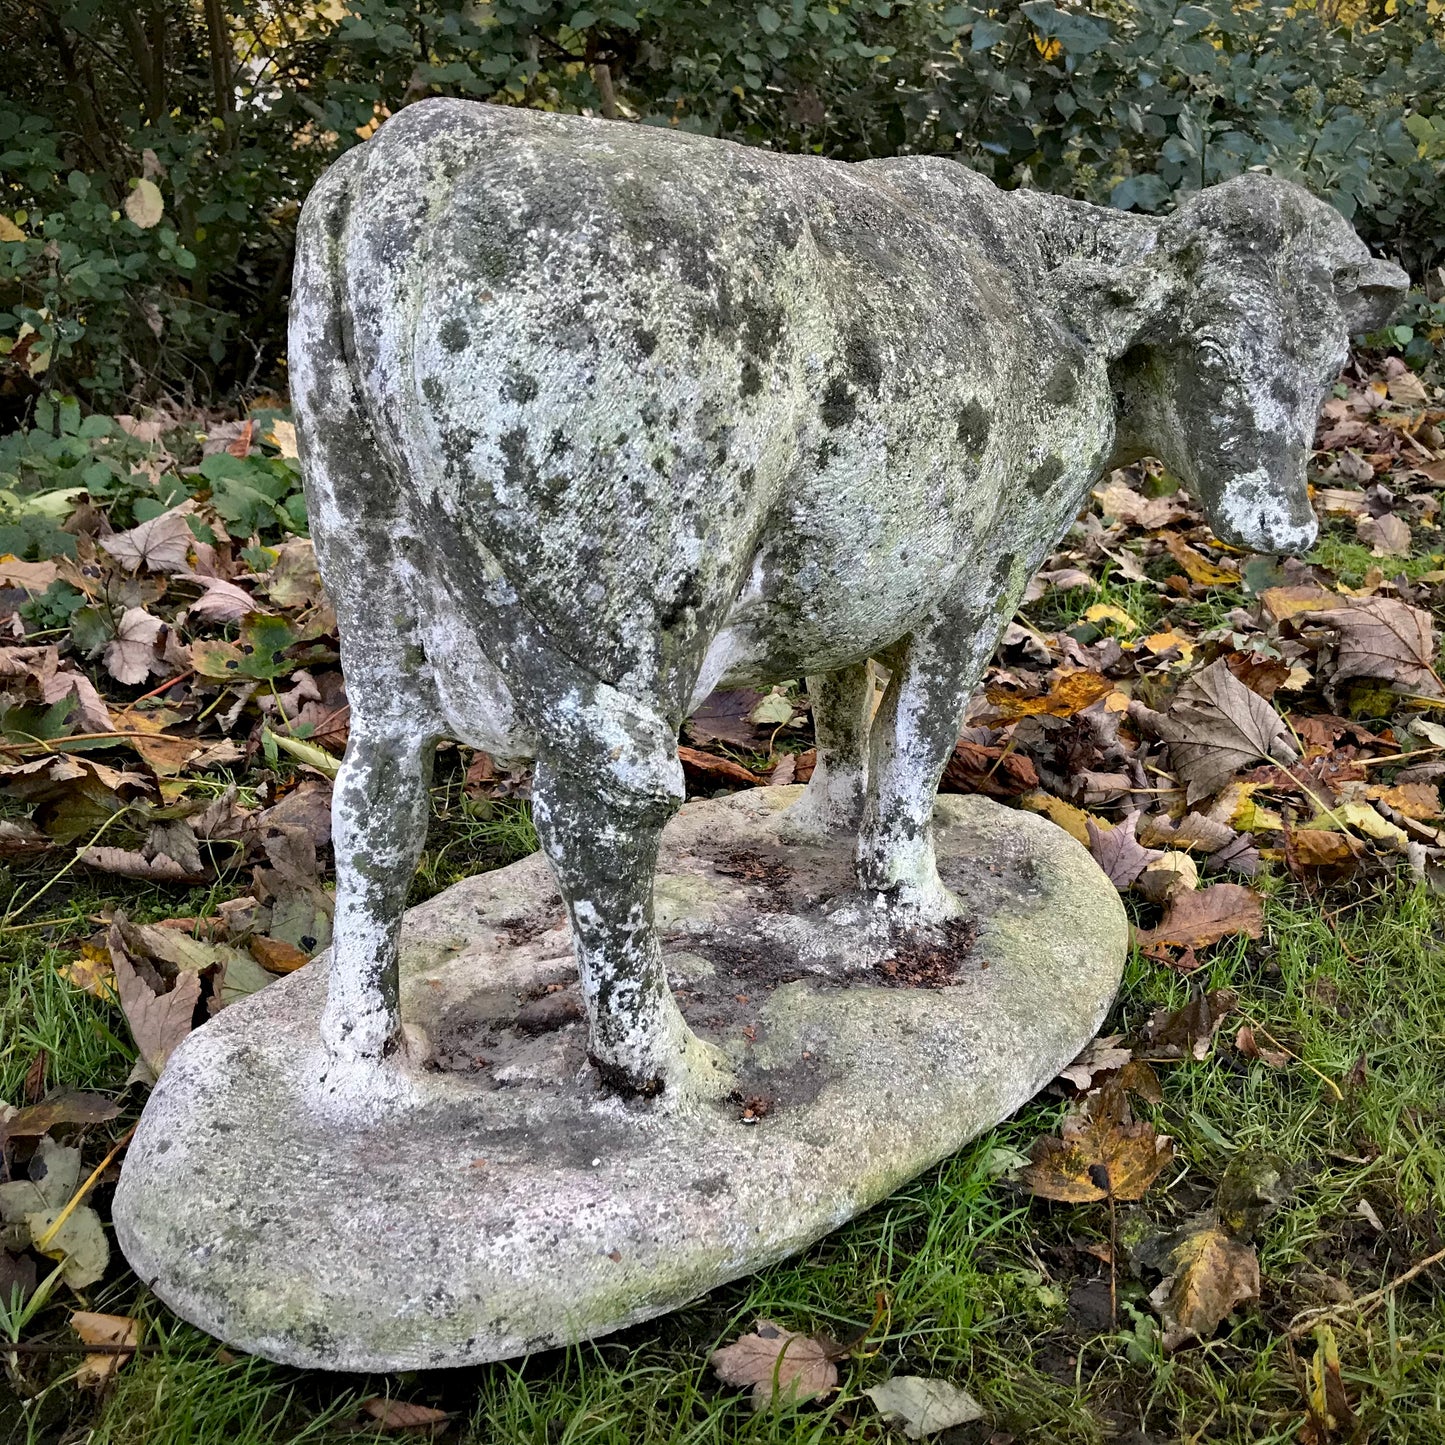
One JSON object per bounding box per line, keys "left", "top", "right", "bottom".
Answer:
{"left": 874, "top": 876, "right": 969, "bottom": 927}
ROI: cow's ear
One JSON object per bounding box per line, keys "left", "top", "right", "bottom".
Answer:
{"left": 1056, "top": 254, "right": 1178, "bottom": 360}
{"left": 1336, "top": 258, "right": 1411, "bottom": 334}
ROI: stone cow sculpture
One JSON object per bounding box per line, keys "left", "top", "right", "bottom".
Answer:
{"left": 290, "top": 98, "right": 1407, "bottom": 1103}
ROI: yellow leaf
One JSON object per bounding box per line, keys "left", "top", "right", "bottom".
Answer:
{"left": 1318, "top": 801, "right": 1410, "bottom": 849}
{"left": 124, "top": 178, "right": 164, "bottom": 229}
{"left": 265, "top": 418, "right": 299, "bottom": 458}
{"left": 0, "top": 215, "right": 25, "bottom": 242}
{"left": 1020, "top": 789, "right": 1105, "bottom": 846}
{"left": 1164, "top": 533, "right": 1238, "bottom": 587}
{"left": 1032, "top": 31, "right": 1062, "bottom": 60}
{"left": 1083, "top": 602, "right": 1137, "bottom": 634}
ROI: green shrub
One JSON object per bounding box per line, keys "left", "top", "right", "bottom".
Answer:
{"left": 3, "top": 0, "right": 1442, "bottom": 409}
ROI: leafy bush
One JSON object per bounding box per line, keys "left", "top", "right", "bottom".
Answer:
{"left": 3, "top": 0, "right": 1442, "bottom": 409}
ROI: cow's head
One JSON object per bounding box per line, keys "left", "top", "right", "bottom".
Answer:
{"left": 1100, "top": 176, "right": 1409, "bottom": 555}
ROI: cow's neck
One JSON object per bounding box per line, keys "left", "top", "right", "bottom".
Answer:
{"left": 1009, "top": 190, "right": 1160, "bottom": 279}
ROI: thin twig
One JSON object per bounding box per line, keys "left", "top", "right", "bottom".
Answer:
{"left": 1286, "top": 1245, "right": 1445, "bottom": 1338}
{"left": 1235, "top": 1008, "right": 1343, "bottom": 1102}
{"left": 0, "top": 808, "right": 130, "bottom": 929}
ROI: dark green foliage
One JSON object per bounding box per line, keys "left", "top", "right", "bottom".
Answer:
{"left": 2, "top": 0, "right": 1442, "bottom": 409}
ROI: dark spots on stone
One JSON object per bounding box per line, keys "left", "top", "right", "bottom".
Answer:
{"left": 690, "top": 1172, "right": 729, "bottom": 1197}
{"left": 955, "top": 399, "right": 991, "bottom": 451}
{"left": 590, "top": 1051, "right": 664, "bottom": 1099}
{"left": 740, "top": 360, "right": 763, "bottom": 399}
{"left": 421, "top": 376, "right": 444, "bottom": 407}
{"left": 634, "top": 327, "right": 658, "bottom": 357}
{"left": 821, "top": 378, "right": 857, "bottom": 430}
{"left": 501, "top": 368, "right": 539, "bottom": 403}
{"left": 660, "top": 570, "right": 704, "bottom": 632}
{"left": 843, "top": 323, "right": 883, "bottom": 395}
{"left": 738, "top": 297, "right": 785, "bottom": 364}
{"left": 499, "top": 427, "right": 535, "bottom": 491}
{"left": 1043, "top": 356, "right": 1081, "bottom": 406}
{"left": 439, "top": 317, "right": 469, "bottom": 353}
{"left": 545, "top": 427, "right": 570, "bottom": 459}
{"left": 990, "top": 551, "right": 1016, "bottom": 593}
{"left": 816, "top": 438, "right": 838, "bottom": 469}
{"left": 1027, "top": 456, "right": 1065, "bottom": 498}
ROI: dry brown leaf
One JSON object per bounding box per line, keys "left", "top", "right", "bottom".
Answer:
{"left": 113, "top": 952, "right": 200, "bottom": 1079}
{"left": 71, "top": 1311, "right": 142, "bottom": 1390}
{"left": 1057, "top": 1034, "right": 1133, "bottom": 1090}
{"left": 1366, "top": 781, "right": 1441, "bottom": 819}
{"left": 360, "top": 1397, "right": 451, "bottom": 1432}
{"left": 1356, "top": 510, "right": 1411, "bottom": 557}
{"left": 1302, "top": 597, "right": 1442, "bottom": 698}
{"left": 79, "top": 846, "right": 199, "bottom": 882}
{"left": 1086, "top": 812, "right": 1163, "bottom": 889}
{"left": 102, "top": 607, "right": 168, "bottom": 685}
{"left": 0, "top": 1091, "right": 119, "bottom": 1147}
{"left": 984, "top": 668, "right": 1113, "bottom": 721}
{"left": 1146, "top": 1222, "right": 1260, "bottom": 1349}
{"left": 1235, "top": 1024, "right": 1289, "bottom": 1068}
{"left": 711, "top": 1319, "right": 839, "bottom": 1412}
{"left": 1260, "top": 585, "right": 1338, "bottom": 624}
{"left": 676, "top": 744, "right": 763, "bottom": 788}
{"left": 1018, "top": 1080, "right": 1174, "bottom": 1203}
{"left": 186, "top": 576, "right": 264, "bottom": 623}
{"left": 1141, "top": 989, "right": 1238, "bottom": 1061}
{"left": 249, "top": 935, "right": 312, "bottom": 973}
{"left": 100, "top": 508, "right": 194, "bottom": 573}
{"left": 42, "top": 669, "right": 115, "bottom": 734}
{"left": 1092, "top": 479, "right": 1189, "bottom": 530}
{"left": 1155, "top": 660, "right": 1298, "bottom": 804}
{"left": 0, "top": 555, "right": 59, "bottom": 592}
{"left": 1300, "top": 1325, "right": 1357, "bottom": 1445}
{"left": 1135, "top": 883, "right": 1263, "bottom": 951}
{"left": 1137, "top": 851, "right": 1199, "bottom": 903}
{"left": 941, "top": 739, "right": 1039, "bottom": 797}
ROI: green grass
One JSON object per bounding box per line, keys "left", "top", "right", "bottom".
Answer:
{"left": 4, "top": 846, "right": 1443, "bottom": 1443}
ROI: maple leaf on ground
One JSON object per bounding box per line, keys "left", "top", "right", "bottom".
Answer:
{"left": 41, "top": 668, "right": 115, "bottom": 734}
{"left": 1357, "top": 510, "right": 1411, "bottom": 557}
{"left": 1086, "top": 812, "right": 1163, "bottom": 889}
{"left": 1152, "top": 660, "right": 1298, "bottom": 804}
{"left": 112, "top": 950, "right": 201, "bottom": 1081}
{"left": 1133, "top": 883, "right": 1263, "bottom": 952}
{"left": 711, "top": 1320, "right": 839, "bottom": 1412}
{"left": 1017, "top": 1080, "right": 1173, "bottom": 1203}
{"left": 102, "top": 607, "right": 168, "bottom": 685}
{"left": 99, "top": 506, "right": 194, "bottom": 573}
{"left": 1302, "top": 596, "right": 1443, "bottom": 699}
{"left": 185, "top": 575, "right": 265, "bottom": 624}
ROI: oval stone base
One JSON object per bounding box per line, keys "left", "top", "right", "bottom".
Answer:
{"left": 114, "top": 787, "right": 1126, "bottom": 1371}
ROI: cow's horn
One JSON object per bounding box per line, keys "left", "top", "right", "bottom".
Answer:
{"left": 1337, "top": 257, "right": 1411, "bottom": 333}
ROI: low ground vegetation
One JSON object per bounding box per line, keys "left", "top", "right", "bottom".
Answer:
{"left": 1, "top": 324, "right": 1444, "bottom": 1441}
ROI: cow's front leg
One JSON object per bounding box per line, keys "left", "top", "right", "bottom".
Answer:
{"left": 320, "top": 722, "right": 436, "bottom": 1070}
{"left": 857, "top": 591, "right": 1009, "bottom": 922}
{"left": 532, "top": 734, "right": 733, "bottom": 1105}
{"left": 782, "top": 662, "right": 872, "bottom": 840}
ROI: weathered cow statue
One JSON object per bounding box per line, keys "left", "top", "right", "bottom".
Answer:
{"left": 291, "top": 99, "right": 1406, "bottom": 1103}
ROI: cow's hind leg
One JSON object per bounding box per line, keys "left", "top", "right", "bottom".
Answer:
{"left": 857, "top": 581, "right": 1018, "bottom": 922}
{"left": 531, "top": 697, "right": 732, "bottom": 1104}
{"left": 320, "top": 719, "right": 436, "bottom": 1076}
{"left": 782, "top": 662, "right": 872, "bottom": 839}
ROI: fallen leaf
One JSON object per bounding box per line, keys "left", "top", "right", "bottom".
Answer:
{"left": 1092, "top": 479, "right": 1189, "bottom": 530}
{"left": 1057, "top": 1034, "right": 1133, "bottom": 1091}
{"left": 1018, "top": 1082, "right": 1173, "bottom": 1203}
{"left": 113, "top": 951, "right": 201, "bottom": 1080}
{"left": 1137, "top": 851, "right": 1199, "bottom": 903}
{"left": 1020, "top": 790, "right": 1097, "bottom": 846}
{"left": 749, "top": 690, "right": 795, "bottom": 727}
{"left": 1082, "top": 601, "right": 1137, "bottom": 634}
{"left": 1141, "top": 989, "right": 1238, "bottom": 1061}
{"left": 1260, "top": 585, "right": 1337, "bottom": 624}
{"left": 360, "top": 1397, "right": 451, "bottom": 1432}
{"left": 71, "top": 1311, "right": 142, "bottom": 1390}
{"left": 1235, "top": 1024, "right": 1289, "bottom": 1068}
{"left": 677, "top": 744, "right": 763, "bottom": 789}
{"left": 1134, "top": 883, "right": 1263, "bottom": 951}
{"left": 249, "top": 935, "right": 312, "bottom": 973}
{"left": 1154, "top": 659, "right": 1298, "bottom": 803}
{"left": 1289, "top": 828, "right": 1365, "bottom": 870}
{"left": 0, "top": 1137, "right": 109, "bottom": 1288}
{"left": 1144, "top": 1220, "right": 1260, "bottom": 1349}
{"left": 102, "top": 607, "right": 168, "bottom": 685}
{"left": 941, "top": 739, "right": 1039, "bottom": 797}
{"left": 100, "top": 507, "right": 194, "bottom": 573}
{"left": 0, "top": 555, "right": 59, "bottom": 592}
{"left": 1386, "top": 369, "right": 1429, "bottom": 406}
{"left": 1300, "top": 1325, "right": 1357, "bottom": 1445}
{"left": 1163, "top": 533, "right": 1237, "bottom": 587}
{"left": 1357, "top": 511, "right": 1411, "bottom": 557}
{"left": 185, "top": 575, "right": 264, "bottom": 623}
{"left": 1367, "top": 781, "right": 1441, "bottom": 819}
{"left": 984, "top": 669, "right": 1113, "bottom": 721}
{"left": 711, "top": 1319, "right": 839, "bottom": 1412}
{"left": 0, "top": 1090, "right": 119, "bottom": 1147}
{"left": 1087, "top": 812, "right": 1163, "bottom": 888}
{"left": 1302, "top": 597, "right": 1442, "bottom": 698}
{"left": 685, "top": 690, "right": 767, "bottom": 747}
{"left": 79, "top": 846, "right": 201, "bottom": 883}
{"left": 864, "top": 1376, "right": 984, "bottom": 1438}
